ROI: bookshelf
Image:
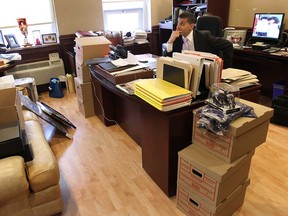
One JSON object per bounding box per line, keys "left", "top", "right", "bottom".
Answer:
{"left": 158, "top": 0, "right": 230, "bottom": 49}
{"left": 172, "top": 0, "right": 230, "bottom": 28}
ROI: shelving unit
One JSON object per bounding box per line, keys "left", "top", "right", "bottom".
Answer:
{"left": 158, "top": 0, "right": 230, "bottom": 47}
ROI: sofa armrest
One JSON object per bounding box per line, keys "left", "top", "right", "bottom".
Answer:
{"left": 0, "top": 156, "right": 29, "bottom": 203}
{"left": 25, "top": 120, "right": 60, "bottom": 192}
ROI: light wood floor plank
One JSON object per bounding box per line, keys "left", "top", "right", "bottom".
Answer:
{"left": 38, "top": 91, "right": 288, "bottom": 216}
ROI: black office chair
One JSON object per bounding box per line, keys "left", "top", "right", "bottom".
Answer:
{"left": 196, "top": 15, "right": 223, "bottom": 37}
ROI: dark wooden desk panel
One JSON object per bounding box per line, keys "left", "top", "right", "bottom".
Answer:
{"left": 233, "top": 48, "right": 288, "bottom": 98}
{"left": 89, "top": 64, "right": 262, "bottom": 197}
{"left": 89, "top": 66, "right": 204, "bottom": 196}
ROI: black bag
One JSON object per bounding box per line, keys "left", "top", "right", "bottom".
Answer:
{"left": 49, "top": 77, "right": 63, "bottom": 98}
{"left": 271, "top": 95, "right": 288, "bottom": 126}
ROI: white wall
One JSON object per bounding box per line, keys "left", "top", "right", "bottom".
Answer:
{"left": 54, "top": 0, "right": 172, "bottom": 35}
{"left": 228, "top": 0, "right": 288, "bottom": 28}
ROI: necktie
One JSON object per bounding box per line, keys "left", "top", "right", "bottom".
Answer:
{"left": 183, "top": 38, "right": 189, "bottom": 50}
{"left": 183, "top": 37, "right": 194, "bottom": 51}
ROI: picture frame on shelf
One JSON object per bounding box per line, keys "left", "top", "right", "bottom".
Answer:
{"left": 42, "top": 33, "right": 57, "bottom": 44}
{"left": 223, "top": 29, "right": 247, "bottom": 47}
{"left": 4, "top": 34, "right": 20, "bottom": 48}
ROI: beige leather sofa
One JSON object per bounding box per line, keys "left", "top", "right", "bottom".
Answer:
{"left": 0, "top": 110, "right": 63, "bottom": 216}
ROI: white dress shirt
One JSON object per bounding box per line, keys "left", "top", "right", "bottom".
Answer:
{"left": 166, "top": 30, "right": 195, "bottom": 52}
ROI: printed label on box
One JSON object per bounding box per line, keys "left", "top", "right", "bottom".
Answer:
{"left": 178, "top": 157, "right": 219, "bottom": 202}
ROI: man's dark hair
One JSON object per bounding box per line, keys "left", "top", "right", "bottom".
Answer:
{"left": 268, "top": 16, "right": 279, "bottom": 24}
{"left": 179, "top": 12, "right": 196, "bottom": 24}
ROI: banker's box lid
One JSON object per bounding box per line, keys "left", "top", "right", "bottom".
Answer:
{"left": 75, "top": 36, "right": 111, "bottom": 46}
{"left": 229, "top": 99, "right": 274, "bottom": 136}
{"left": 178, "top": 144, "right": 254, "bottom": 183}
{"left": 194, "top": 98, "right": 274, "bottom": 137}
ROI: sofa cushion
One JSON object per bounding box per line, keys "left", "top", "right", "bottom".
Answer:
{"left": 25, "top": 120, "right": 60, "bottom": 192}
{"left": 0, "top": 156, "right": 29, "bottom": 202}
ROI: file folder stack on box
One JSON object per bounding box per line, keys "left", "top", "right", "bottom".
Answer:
{"left": 134, "top": 78, "right": 192, "bottom": 112}
{"left": 74, "top": 36, "right": 111, "bottom": 118}
{"left": 176, "top": 99, "right": 274, "bottom": 216}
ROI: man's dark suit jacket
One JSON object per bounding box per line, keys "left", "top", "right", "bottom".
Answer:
{"left": 168, "top": 29, "right": 233, "bottom": 69}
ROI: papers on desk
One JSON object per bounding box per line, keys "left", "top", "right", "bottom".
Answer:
{"left": 158, "top": 51, "right": 223, "bottom": 99}
{"left": 221, "top": 68, "right": 259, "bottom": 88}
{"left": 0, "top": 53, "right": 21, "bottom": 69}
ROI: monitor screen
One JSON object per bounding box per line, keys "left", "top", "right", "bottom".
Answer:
{"left": 156, "top": 56, "right": 192, "bottom": 90}
{"left": 251, "top": 13, "right": 285, "bottom": 41}
{"left": 163, "top": 64, "right": 185, "bottom": 88}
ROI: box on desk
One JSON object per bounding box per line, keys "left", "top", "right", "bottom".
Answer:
{"left": 75, "top": 36, "right": 111, "bottom": 64}
{"left": 178, "top": 144, "right": 253, "bottom": 206}
{"left": 192, "top": 99, "right": 274, "bottom": 163}
{"left": 89, "top": 64, "right": 154, "bottom": 85}
{"left": 0, "top": 88, "right": 25, "bottom": 130}
{"left": 177, "top": 178, "right": 250, "bottom": 216}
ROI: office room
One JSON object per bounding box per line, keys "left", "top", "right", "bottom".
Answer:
{"left": 0, "top": 0, "right": 287, "bottom": 215}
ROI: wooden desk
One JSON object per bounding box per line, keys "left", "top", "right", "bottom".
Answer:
{"left": 233, "top": 48, "right": 288, "bottom": 98}
{"left": 89, "top": 64, "right": 262, "bottom": 197}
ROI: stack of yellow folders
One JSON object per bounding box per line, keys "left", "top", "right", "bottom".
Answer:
{"left": 134, "top": 78, "right": 192, "bottom": 111}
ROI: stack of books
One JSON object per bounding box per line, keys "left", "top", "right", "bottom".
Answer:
{"left": 134, "top": 30, "right": 148, "bottom": 44}
{"left": 134, "top": 78, "right": 192, "bottom": 111}
{"left": 123, "top": 36, "right": 135, "bottom": 46}
{"left": 221, "top": 68, "right": 259, "bottom": 88}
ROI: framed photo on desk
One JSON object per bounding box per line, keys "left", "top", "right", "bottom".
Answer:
{"left": 223, "top": 30, "right": 247, "bottom": 46}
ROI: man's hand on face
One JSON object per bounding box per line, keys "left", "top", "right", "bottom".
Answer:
{"left": 168, "top": 30, "right": 182, "bottom": 44}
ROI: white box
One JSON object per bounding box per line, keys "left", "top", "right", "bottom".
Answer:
{"left": 192, "top": 99, "right": 274, "bottom": 163}
{"left": 0, "top": 88, "right": 25, "bottom": 130}
{"left": 77, "top": 99, "right": 95, "bottom": 118}
{"left": 75, "top": 36, "right": 111, "bottom": 64}
{"left": 177, "top": 179, "right": 250, "bottom": 216}
{"left": 178, "top": 144, "right": 253, "bottom": 206}
{"left": 74, "top": 77, "right": 93, "bottom": 103}
{"left": 76, "top": 62, "right": 91, "bottom": 83}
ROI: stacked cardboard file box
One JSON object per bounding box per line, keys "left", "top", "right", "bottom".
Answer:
{"left": 74, "top": 36, "right": 111, "bottom": 118}
{"left": 176, "top": 99, "right": 274, "bottom": 216}
{"left": 0, "top": 76, "right": 33, "bottom": 161}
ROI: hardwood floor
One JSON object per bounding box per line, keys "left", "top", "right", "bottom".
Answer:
{"left": 39, "top": 91, "right": 288, "bottom": 216}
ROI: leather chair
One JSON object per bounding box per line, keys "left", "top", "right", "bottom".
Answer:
{"left": 196, "top": 15, "right": 223, "bottom": 37}
{"left": 0, "top": 110, "right": 63, "bottom": 216}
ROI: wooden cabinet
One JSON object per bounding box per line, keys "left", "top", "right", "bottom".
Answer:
{"left": 172, "top": 0, "right": 230, "bottom": 27}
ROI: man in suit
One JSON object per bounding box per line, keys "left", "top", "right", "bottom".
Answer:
{"left": 166, "top": 12, "right": 233, "bottom": 69}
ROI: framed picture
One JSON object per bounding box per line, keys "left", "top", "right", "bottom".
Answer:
{"left": 223, "top": 30, "right": 247, "bottom": 46}
{"left": 0, "top": 30, "right": 5, "bottom": 46}
{"left": 42, "top": 33, "right": 57, "bottom": 44}
{"left": 4, "top": 34, "right": 20, "bottom": 48}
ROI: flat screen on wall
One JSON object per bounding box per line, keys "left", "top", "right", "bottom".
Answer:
{"left": 251, "top": 13, "right": 285, "bottom": 41}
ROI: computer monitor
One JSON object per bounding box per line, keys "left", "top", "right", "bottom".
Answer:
{"left": 251, "top": 13, "right": 285, "bottom": 43}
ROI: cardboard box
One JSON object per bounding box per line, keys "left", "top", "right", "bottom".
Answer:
{"left": 74, "top": 77, "right": 93, "bottom": 103}
{"left": 76, "top": 63, "right": 91, "bottom": 83}
{"left": 77, "top": 99, "right": 95, "bottom": 118}
{"left": 192, "top": 99, "right": 274, "bottom": 163}
{"left": 178, "top": 144, "right": 253, "bottom": 206}
{"left": 75, "top": 36, "right": 111, "bottom": 64}
{"left": 0, "top": 88, "right": 25, "bottom": 130}
{"left": 176, "top": 179, "right": 250, "bottom": 216}
{"left": 89, "top": 64, "right": 154, "bottom": 85}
